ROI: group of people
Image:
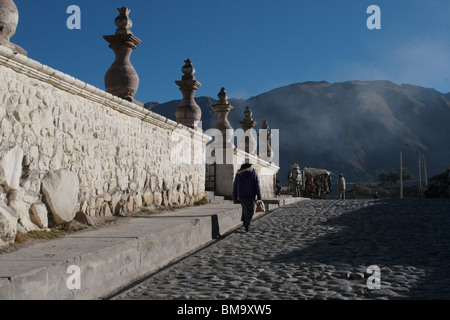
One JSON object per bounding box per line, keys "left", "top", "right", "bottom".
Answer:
{"left": 305, "top": 172, "right": 331, "bottom": 198}
{"left": 286, "top": 164, "right": 347, "bottom": 200}
{"left": 232, "top": 161, "right": 348, "bottom": 233}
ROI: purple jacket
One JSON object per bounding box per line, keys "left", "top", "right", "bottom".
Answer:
{"left": 233, "top": 165, "right": 262, "bottom": 201}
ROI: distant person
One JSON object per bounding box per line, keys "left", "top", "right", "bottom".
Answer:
{"left": 304, "top": 172, "right": 314, "bottom": 198}
{"left": 275, "top": 179, "right": 282, "bottom": 197}
{"left": 338, "top": 173, "right": 346, "bottom": 200}
{"left": 373, "top": 192, "right": 380, "bottom": 199}
{"left": 287, "top": 170, "right": 293, "bottom": 195}
{"left": 291, "top": 163, "right": 303, "bottom": 197}
{"left": 233, "top": 162, "right": 262, "bottom": 232}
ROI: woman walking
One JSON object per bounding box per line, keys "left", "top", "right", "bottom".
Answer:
{"left": 232, "top": 162, "right": 262, "bottom": 232}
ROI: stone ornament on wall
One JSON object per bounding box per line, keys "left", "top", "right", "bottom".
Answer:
{"left": 0, "top": 0, "right": 27, "bottom": 55}
{"left": 114, "top": 7, "right": 133, "bottom": 32}
{"left": 212, "top": 87, "right": 234, "bottom": 148}
{"left": 175, "top": 59, "right": 202, "bottom": 129}
{"left": 259, "top": 120, "right": 273, "bottom": 162}
{"left": 104, "top": 7, "right": 142, "bottom": 103}
{"left": 239, "top": 106, "right": 257, "bottom": 155}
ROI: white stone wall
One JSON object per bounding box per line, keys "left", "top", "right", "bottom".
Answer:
{"left": 0, "top": 46, "right": 209, "bottom": 239}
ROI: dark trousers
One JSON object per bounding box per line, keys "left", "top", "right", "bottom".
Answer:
{"left": 240, "top": 199, "right": 255, "bottom": 229}
{"left": 293, "top": 184, "right": 301, "bottom": 197}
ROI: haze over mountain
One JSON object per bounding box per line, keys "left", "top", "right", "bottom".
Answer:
{"left": 145, "top": 81, "right": 450, "bottom": 185}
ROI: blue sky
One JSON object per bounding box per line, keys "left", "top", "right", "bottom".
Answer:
{"left": 11, "top": 0, "right": 450, "bottom": 103}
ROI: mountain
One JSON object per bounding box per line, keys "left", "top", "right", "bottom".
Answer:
{"left": 145, "top": 81, "right": 450, "bottom": 185}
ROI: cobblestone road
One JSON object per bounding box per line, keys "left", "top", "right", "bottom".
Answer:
{"left": 111, "top": 199, "right": 450, "bottom": 300}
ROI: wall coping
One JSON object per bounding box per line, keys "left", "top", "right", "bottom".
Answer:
{"left": 0, "top": 46, "right": 210, "bottom": 142}
{"left": 234, "top": 147, "right": 280, "bottom": 171}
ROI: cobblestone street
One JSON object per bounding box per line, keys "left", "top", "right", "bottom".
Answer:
{"left": 111, "top": 199, "right": 450, "bottom": 300}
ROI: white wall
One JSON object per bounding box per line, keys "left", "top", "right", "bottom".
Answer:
{"left": 0, "top": 46, "right": 210, "bottom": 235}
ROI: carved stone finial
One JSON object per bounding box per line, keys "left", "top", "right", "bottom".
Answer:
{"left": 212, "top": 87, "right": 233, "bottom": 147}
{"left": 115, "top": 7, "right": 133, "bottom": 34}
{"left": 181, "top": 59, "right": 196, "bottom": 76}
{"left": 243, "top": 106, "right": 253, "bottom": 121}
{"left": 259, "top": 120, "right": 273, "bottom": 162}
{"left": 104, "top": 7, "right": 142, "bottom": 102}
{"left": 0, "top": 0, "right": 27, "bottom": 55}
{"left": 217, "top": 87, "right": 228, "bottom": 104}
{"left": 239, "top": 106, "right": 257, "bottom": 155}
{"left": 175, "top": 59, "right": 202, "bottom": 129}
{"left": 0, "top": 0, "right": 17, "bottom": 41}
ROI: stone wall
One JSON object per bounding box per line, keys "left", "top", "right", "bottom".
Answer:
{"left": 0, "top": 46, "right": 210, "bottom": 245}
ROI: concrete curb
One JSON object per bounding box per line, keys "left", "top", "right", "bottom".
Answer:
{"left": 0, "top": 197, "right": 308, "bottom": 300}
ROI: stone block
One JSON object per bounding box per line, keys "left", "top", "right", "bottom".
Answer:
{"left": 9, "top": 198, "right": 39, "bottom": 232}
{"left": 30, "top": 202, "right": 48, "bottom": 229}
{"left": 0, "top": 203, "right": 17, "bottom": 246}
{"left": 0, "top": 145, "right": 23, "bottom": 191}
{"left": 142, "top": 190, "right": 153, "bottom": 207}
{"left": 41, "top": 170, "right": 79, "bottom": 225}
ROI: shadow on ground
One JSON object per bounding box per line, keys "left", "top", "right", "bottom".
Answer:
{"left": 270, "top": 199, "right": 450, "bottom": 299}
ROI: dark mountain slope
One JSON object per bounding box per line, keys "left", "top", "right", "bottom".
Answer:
{"left": 146, "top": 81, "right": 450, "bottom": 184}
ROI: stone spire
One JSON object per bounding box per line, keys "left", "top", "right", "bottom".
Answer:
{"left": 212, "top": 87, "right": 234, "bottom": 147}
{"left": 104, "top": 7, "right": 142, "bottom": 103}
{"left": 175, "top": 59, "right": 202, "bottom": 129}
{"left": 0, "top": 0, "right": 27, "bottom": 55}
{"left": 239, "top": 106, "right": 257, "bottom": 155}
{"left": 259, "top": 120, "right": 273, "bottom": 162}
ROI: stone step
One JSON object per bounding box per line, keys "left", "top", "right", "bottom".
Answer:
{"left": 205, "top": 191, "right": 233, "bottom": 204}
